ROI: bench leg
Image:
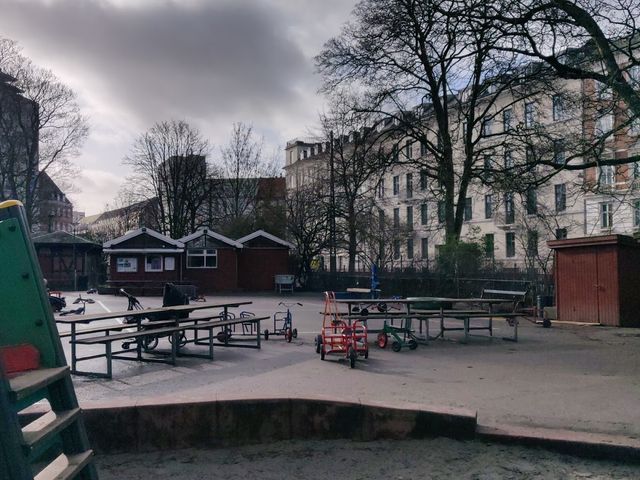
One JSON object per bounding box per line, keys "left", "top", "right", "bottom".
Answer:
{"left": 71, "top": 323, "right": 77, "bottom": 374}
{"left": 464, "top": 317, "right": 469, "bottom": 344}
{"left": 106, "top": 342, "right": 113, "bottom": 379}
{"left": 171, "top": 332, "right": 177, "bottom": 365}
{"left": 257, "top": 320, "right": 261, "bottom": 349}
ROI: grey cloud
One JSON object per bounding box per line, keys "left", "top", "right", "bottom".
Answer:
{"left": 0, "top": 0, "right": 317, "bottom": 125}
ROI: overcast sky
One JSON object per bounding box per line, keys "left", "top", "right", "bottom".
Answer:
{"left": 0, "top": 0, "right": 356, "bottom": 215}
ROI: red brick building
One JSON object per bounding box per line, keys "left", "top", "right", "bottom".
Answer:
{"left": 237, "top": 230, "right": 293, "bottom": 291}
{"left": 103, "top": 227, "right": 293, "bottom": 293}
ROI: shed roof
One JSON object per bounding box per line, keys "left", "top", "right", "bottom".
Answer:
{"left": 103, "top": 227, "right": 184, "bottom": 249}
{"left": 179, "top": 228, "right": 243, "bottom": 249}
{"left": 33, "top": 231, "right": 100, "bottom": 247}
{"left": 236, "top": 230, "right": 294, "bottom": 249}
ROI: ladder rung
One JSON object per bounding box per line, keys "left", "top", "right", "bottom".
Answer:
{"left": 22, "top": 408, "right": 81, "bottom": 451}
{"left": 34, "top": 450, "right": 94, "bottom": 480}
{"left": 8, "top": 366, "right": 70, "bottom": 402}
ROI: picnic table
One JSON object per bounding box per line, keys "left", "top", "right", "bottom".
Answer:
{"left": 55, "top": 301, "right": 267, "bottom": 378}
{"left": 334, "top": 296, "right": 523, "bottom": 344}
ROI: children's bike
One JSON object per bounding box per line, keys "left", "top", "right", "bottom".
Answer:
{"left": 264, "top": 302, "right": 302, "bottom": 342}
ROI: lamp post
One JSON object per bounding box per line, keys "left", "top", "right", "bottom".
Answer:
{"left": 71, "top": 222, "right": 78, "bottom": 292}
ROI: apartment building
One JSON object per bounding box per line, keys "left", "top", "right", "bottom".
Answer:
{"left": 285, "top": 72, "right": 640, "bottom": 271}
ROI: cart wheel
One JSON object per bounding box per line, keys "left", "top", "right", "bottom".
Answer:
{"left": 216, "top": 331, "right": 229, "bottom": 343}
{"left": 364, "top": 347, "right": 369, "bottom": 359}
{"left": 292, "top": 328, "right": 298, "bottom": 339}
{"left": 408, "top": 339, "right": 418, "bottom": 350}
{"left": 377, "top": 332, "right": 388, "bottom": 349}
{"left": 315, "top": 335, "right": 322, "bottom": 354}
{"left": 286, "top": 328, "right": 293, "bottom": 343}
{"left": 264, "top": 329, "right": 269, "bottom": 340}
{"left": 122, "top": 342, "right": 130, "bottom": 350}
{"left": 392, "top": 341, "right": 402, "bottom": 352}
{"left": 143, "top": 335, "right": 158, "bottom": 351}
{"left": 542, "top": 318, "right": 552, "bottom": 328}
{"left": 348, "top": 347, "right": 357, "bottom": 368}
{"left": 360, "top": 308, "right": 369, "bottom": 316}
{"left": 320, "top": 345, "right": 325, "bottom": 360}
{"left": 377, "top": 302, "right": 388, "bottom": 313}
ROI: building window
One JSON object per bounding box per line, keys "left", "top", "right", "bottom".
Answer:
{"left": 596, "top": 114, "right": 614, "bottom": 135}
{"left": 145, "top": 255, "right": 163, "bottom": 272}
{"left": 503, "top": 108, "right": 513, "bottom": 132}
{"left": 420, "top": 170, "right": 428, "bottom": 190}
{"left": 525, "top": 146, "right": 535, "bottom": 165}
{"left": 600, "top": 203, "right": 613, "bottom": 229}
{"left": 634, "top": 200, "right": 640, "bottom": 228}
{"left": 407, "top": 238, "right": 414, "bottom": 259}
{"left": 406, "top": 173, "right": 413, "bottom": 198}
{"left": 406, "top": 206, "right": 413, "bottom": 230}
{"left": 437, "top": 201, "right": 445, "bottom": 224}
{"left": 504, "top": 149, "right": 513, "bottom": 169}
{"left": 634, "top": 162, "right": 640, "bottom": 179}
{"left": 420, "top": 141, "right": 428, "bottom": 156}
{"left": 553, "top": 139, "right": 566, "bottom": 164}
{"left": 506, "top": 232, "right": 516, "bottom": 258}
{"left": 377, "top": 179, "right": 385, "bottom": 198}
{"left": 405, "top": 140, "right": 413, "bottom": 159}
{"left": 463, "top": 197, "right": 472, "bottom": 221}
{"left": 393, "top": 176, "right": 400, "bottom": 195}
{"left": 527, "top": 230, "right": 538, "bottom": 257}
{"left": 482, "top": 117, "right": 493, "bottom": 136}
{"left": 484, "top": 233, "right": 494, "bottom": 258}
{"left": 485, "top": 194, "right": 493, "bottom": 219}
{"left": 421, "top": 203, "right": 428, "bottom": 225}
{"left": 554, "top": 184, "right": 566, "bottom": 212}
{"left": 629, "top": 65, "right": 640, "bottom": 85}
{"left": 392, "top": 144, "right": 399, "bottom": 163}
{"left": 187, "top": 249, "right": 218, "bottom": 268}
{"left": 526, "top": 189, "right": 537, "bottom": 215}
{"left": 552, "top": 95, "right": 565, "bottom": 121}
{"left": 116, "top": 257, "right": 138, "bottom": 273}
{"left": 555, "top": 228, "right": 568, "bottom": 240}
{"left": 164, "top": 257, "right": 175, "bottom": 271}
{"left": 483, "top": 155, "right": 492, "bottom": 180}
{"left": 421, "top": 238, "right": 428, "bottom": 259}
{"left": 393, "top": 240, "right": 401, "bottom": 260}
{"left": 596, "top": 81, "right": 613, "bottom": 101}
{"left": 524, "top": 102, "right": 535, "bottom": 127}
{"left": 393, "top": 208, "right": 400, "bottom": 229}
{"left": 504, "top": 193, "right": 514, "bottom": 224}
{"left": 599, "top": 165, "right": 615, "bottom": 186}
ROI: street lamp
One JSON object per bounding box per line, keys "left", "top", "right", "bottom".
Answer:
{"left": 71, "top": 222, "right": 79, "bottom": 292}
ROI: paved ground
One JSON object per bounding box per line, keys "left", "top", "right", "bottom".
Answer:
{"left": 58, "top": 291, "right": 640, "bottom": 438}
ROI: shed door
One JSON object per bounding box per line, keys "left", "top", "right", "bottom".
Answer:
{"left": 558, "top": 248, "right": 598, "bottom": 322}
{"left": 595, "top": 246, "right": 618, "bottom": 326}
{"left": 557, "top": 246, "right": 618, "bottom": 324}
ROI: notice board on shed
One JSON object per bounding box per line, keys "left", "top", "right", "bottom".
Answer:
{"left": 548, "top": 235, "right": 640, "bottom": 327}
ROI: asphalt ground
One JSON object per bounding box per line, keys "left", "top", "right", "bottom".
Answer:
{"left": 55, "top": 291, "right": 640, "bottom": 439}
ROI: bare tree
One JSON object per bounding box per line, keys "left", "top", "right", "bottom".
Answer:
{"left": 317, "top": 0, "right": 562, "bottom": 243}
{"left": 213, "top": 122, "right": 279, "bottom": 235}
{"left": 286, "top": 181, "right": 330, "bottom": 285}
{"left": 0, "top": 37, "right": 88, "bottom": 224}
{"left": 124, "top": 120, "right": 211, "bottom": 239}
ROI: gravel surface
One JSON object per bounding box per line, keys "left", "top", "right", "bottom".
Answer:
{"left": 95, "top": 438, "right": 640, "bottom": 479}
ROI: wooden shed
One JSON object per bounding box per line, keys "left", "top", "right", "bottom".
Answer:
{"left": 548, "top": 235, "right": 640, "bottom": 327}
{"left": 237, "top": 230, "right": 293, "bottom": 291}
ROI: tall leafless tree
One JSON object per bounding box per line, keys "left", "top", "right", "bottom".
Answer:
{"left": 124, "top": 119, "right": 211, "bottom": 239}
{"left": 317, "top": 0, "right": 562, "bottom": 243}
{"left": 0, "top": 37, "right": 88, "bottom": 224}
{"left": 213, "top": 122, "right": 279, "bottom": 236}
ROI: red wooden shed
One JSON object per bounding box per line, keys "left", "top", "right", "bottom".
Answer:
{"left": 548, "top": 235, "right": 640, "bottom": 327}
{"left": 237, "top": 230, "right": 293, "bottom": 291}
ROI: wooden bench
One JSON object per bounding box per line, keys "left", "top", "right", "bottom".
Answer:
{"left": 70, "top": 316, "right": 268, "bottom": 378}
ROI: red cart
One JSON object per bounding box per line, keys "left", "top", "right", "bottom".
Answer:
{"left": 316, "top": 291, "right": 368, "bottom": 368}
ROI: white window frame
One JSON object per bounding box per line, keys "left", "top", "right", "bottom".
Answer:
{"left": 599, "top": 165, "right": 615, "bottom": 186}
{"left": 187, "top": 248, "right": 218, "bottom": 269}
{"left": 145, "top": 255, "right": 164, "bottom": 272}
{"left": 600, "top": 203, "right": 613, "bottom": 229}
{"left": 164, "top": 257, "right": 175, "bottom": 271}
{"left": 116, "top": 257, "right": 138, "bottom": 273}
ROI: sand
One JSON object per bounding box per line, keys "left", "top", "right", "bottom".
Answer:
{"left": 95, "top": 438, "right": 640, "bottom": 479}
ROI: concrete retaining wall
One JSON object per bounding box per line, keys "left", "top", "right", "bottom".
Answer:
{"left": 82, "top": 397, "right": 477, "bottom": 454}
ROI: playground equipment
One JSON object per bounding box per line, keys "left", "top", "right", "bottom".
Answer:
{"left": 316, "top": 292, "right": 368, "bottom": 368}
{"left": 264, "top": 302, "right": 302, "bottom": 342}
{"left": 0, "top": 200, "right": 97, "bottom": 479}
{"left": 376, "top": 323, "right": 419, "bottom": 352}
